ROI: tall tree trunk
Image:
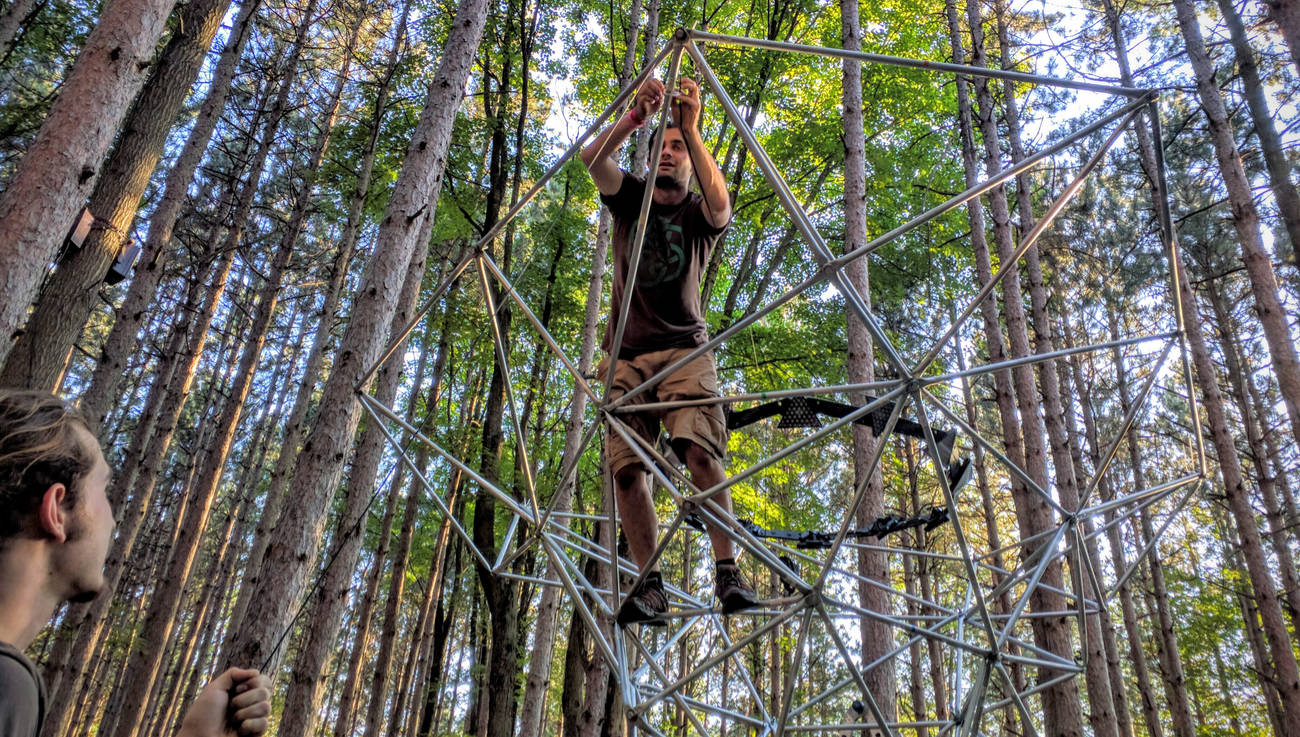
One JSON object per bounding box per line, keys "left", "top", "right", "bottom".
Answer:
{"left": 1107, "top": 308, "right": 1197, "bottom": 737}
{"left": 0, "top": 0, "right": 174, "bottom": 357}
{"left": 841, "top": 0, "right": 896, "bottom": 720}
{"left": 333, "top": 476, "right": 403, "bottom": 737}
{"left": 0, "top": 0, "right": 36, "bottom": 61}
{"left": 97, "top": 7, "right": 319, "bottom": 713}
{"left": 993, "top": 7, "right": 1113, "bottom": 733}
{"left": 1171, "top": 0, "right": 1300, "bottom": 450}
{"left": 518, "top": 200, "right": 608, "bottom": 737}
{"left": 1103, "top": 0, "right": 1300, "bottom": 723}
{"left": 1216, "top": 0, "right": 1300, "bottom": 282}
{"left": 0, "top": 0, "right": 233, "bottom": 389}
{"left": 1205, "top": 276, "right": 1300, "bottom": 633}
{"left": 280, "top": 241, "right": 436, "bottom": 737}
{"left": 79, "top": 0, "right": 262, "bottom": 436}
{"left": 1260, "top": 0, "right": 1300, "bottom": 79}
{"left": 219, "top": 0, "right": 488, "bottom": 673}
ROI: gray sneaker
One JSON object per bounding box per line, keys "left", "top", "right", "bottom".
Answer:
{"left": 715, "top": 564, "right": 759, "bottom": 614}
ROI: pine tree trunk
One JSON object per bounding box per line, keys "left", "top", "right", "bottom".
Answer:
{"left": 1171, "top": 0, "right": 1300, "bottom": 450}
{"left": 0, "top": 0, "right": 36, "bottom": 61}
{"left": 219, "top": 0, "right": 488, "bottom": 673}
{"left": 105, "top": 196, "right": 299, "bottom": 737}
{"left": 841, "top": 0, "right": 896, "bottom": 719}
{"left": 0, "top": 0, "right": 233, "bottom": 389}
{"left": 43, "top": 245, "right": 236, "bottom": 737}
{"left": 518, "top": 200, "right": 609, "bottom": 737}
{"left": 0, "top": 0, "right": 174, "bottom": 357}
{"left": 1107, "top": 309, "right": 1197, "bottom": 737}
{"left": 1261, "top": 0, "right": 1300, "bottom": 79}
{"left": 333, "top": 480, "right": 403, "bottom": 737}
{"left": 1215, "top": 0, "right": 1300, "bottom": 283}
{"left": 79, "top": 0, "right": 261, "bottom": 435}
{"left": 1206, "top": 277, "right": 1300, "bottom": 632}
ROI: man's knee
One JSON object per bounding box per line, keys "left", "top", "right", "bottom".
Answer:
{"left": 614, "top": 465, "right": 645, "bottom": 492}
{"left": 679, "top": 440, "right": 717, "bottom": 470}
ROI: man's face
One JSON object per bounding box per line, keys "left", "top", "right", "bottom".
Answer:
{"left": 655, "top": 127, "right": 693, "bottom": 191}
{"left": 55, "top": 427, "right": 114, "bottom": 603}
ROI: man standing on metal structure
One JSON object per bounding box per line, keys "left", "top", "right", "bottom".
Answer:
{"left": 0, "top": 390, "right": 272, "bottom": 737}
{"left": 580, "top": 76, "right": 759, "bottom": 626}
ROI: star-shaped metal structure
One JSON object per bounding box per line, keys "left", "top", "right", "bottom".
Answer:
{"left": 356, "top": 27, "right": 1205, "bottom": 737}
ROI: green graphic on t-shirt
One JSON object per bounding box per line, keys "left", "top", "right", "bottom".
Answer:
{"left": 638, "top": 216, "right": 686, "bottom": 288}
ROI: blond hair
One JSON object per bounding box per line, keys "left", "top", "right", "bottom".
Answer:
{"left": 0, "top": 389, "right": 94, "bottom": 540}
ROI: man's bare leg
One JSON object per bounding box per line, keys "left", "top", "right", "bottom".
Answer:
{"left": 614, "top": 466, "right": 661, "bottom": 572}
{"left": 681, "top": 442, "right": 734, "bottom": 559}
{"left": 682, "top": 441, "right": 758, "bottom": 613}
{"left": 614, "top": 465, "right": 671, "bottom": 626}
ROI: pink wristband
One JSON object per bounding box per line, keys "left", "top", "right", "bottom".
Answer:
{"left": 626, "top": 108, "right": 645, "bottom": 127}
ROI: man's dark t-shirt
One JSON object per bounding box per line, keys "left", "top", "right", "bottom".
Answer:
{"left": 600, "top": 172, "right": 726, "bottom": 357}
{"left": 0, "top": 641, "right": 44, "bottom": 737}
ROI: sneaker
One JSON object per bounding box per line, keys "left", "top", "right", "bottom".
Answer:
{"left": 715, "top": 564, "right": 760, "bottom": 614}
{"left": 617, "top": 578, "right": 668, "bottom": 627}
{"left": 945, "top": 457, "right": 973, "bottom": 494}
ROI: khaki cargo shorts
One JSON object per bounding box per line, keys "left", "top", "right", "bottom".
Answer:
{"left": 597, "top": 347, "right": 728, "bottom": 476}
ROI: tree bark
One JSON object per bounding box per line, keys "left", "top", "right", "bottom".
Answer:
{"left": 78, "top": 0, "right": 262, "bottom": 436}
{"left": 0, "top": 0, "right": 233, "bottom": 389}
{"left": 1171, "top": 0, "right": 1300, "bottom": 451}
{"left": 1216, "top": 0, "right": 1300, "bottom": 283}
{"left": 0, "top": 0, "right": 174, "bottom": 358}
{"left": 219, "top": 0, "right": 488, "bottom": 673}
{"left": 841, "top": 0, "right": 896, "bottom": 720}
{"left": 1260, "top": 0, "right": 1300, "bottom": 79}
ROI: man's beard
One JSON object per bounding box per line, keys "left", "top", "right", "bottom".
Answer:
{"left": 655, "top": 174, "right": 685, "bottom": 192}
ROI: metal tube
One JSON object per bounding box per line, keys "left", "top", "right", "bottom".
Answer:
{"left": 357, "top": 393, "right": 495, "bottom": 571}
{"left": 1110, "top": 480, "right": 1200, "bottom": 594}
{"left": 644, "top": 600, "right": 804, "bottom": 708}
{"left": 1147, "top": 102, "right": 1207, "bottom": 474}
{"left": 995, "top": 522, "right": 1071, "bottom": 651}
{"left": 479, "top": 252, "right": 601, "bottom": 405}
{"left": 915, "top": 107, "right": 1139, "bottom": 373}
{"left": 1076, "top": 340, "right": 1174, "bottom": 510}
{"left": 923, "top": 397, "right": 1066, "bottom": 517}
{"left": 603, "top": 42, "right": 685, "bottom": 399}
{"left": 831, "top": 95, "right": 1155, "bottom": 272}
{"left": 474, "top": 257, "right": 544, "bottom": 524}
{"left": 684, "top": 29, "right": 1150, "bottom": 97}
{"left": 609, "top": 377, "right": 906, "bottom": 414}
{"left": 918, "top": 330, "right": 1177, "bottom": 387}
{"left": 361, "top": 392, "right": 538, "bottom": 522}
{"left": 358, "top": 246, "right": 477, "bottom": 388}
{"left": 688, "top": 41, "right": 910, "bottom": 378}
{"left": 1078, "top": 473, "right": 1197, "bottom": 520}
{"left": 810, "top": 395, "right": 909, "bottom": 591}
{"left": 814, "top": 603, "right": 900, "bottom": 737}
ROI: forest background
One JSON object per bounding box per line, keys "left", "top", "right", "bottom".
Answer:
{"left": 0, "top": 0, "right": 1297, "bottom": 733}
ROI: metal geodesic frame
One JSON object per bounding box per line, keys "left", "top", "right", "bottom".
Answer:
{"left": 355, "top": 27, "right": 1206, "bottom": 737}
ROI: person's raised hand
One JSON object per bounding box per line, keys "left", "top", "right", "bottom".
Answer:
{"left": 631, "top": 78, "right": 665, "bottom": 125}
{"left": 177, "top": 668, "right": 272, "bottom": 737}
{"left": 671, "top": 77, "right": 702, "bottom": 131}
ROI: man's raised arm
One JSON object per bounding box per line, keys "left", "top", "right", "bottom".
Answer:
{"left": 581, "top": 79, "right": 667, "bottom": 195}
{"left": 673, "top": 77, "right": 732, "bottom": 228}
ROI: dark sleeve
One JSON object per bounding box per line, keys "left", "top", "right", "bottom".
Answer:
{"left": 599, "top": 172, "right": 646, "bottom": 218}
{"left": 0, "top": 655, "right": 42, "bottom": 737}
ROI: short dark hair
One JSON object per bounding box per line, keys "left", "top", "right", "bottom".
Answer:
{"left": 0, "top": 390, "right": 94, "bottom": 542}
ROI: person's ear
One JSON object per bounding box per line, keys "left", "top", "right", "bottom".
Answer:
{"left": 38, "top": 483, "right": 69, "bottom": 543}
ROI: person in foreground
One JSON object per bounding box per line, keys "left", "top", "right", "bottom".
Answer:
{"left": 0, "top": 389, "right": 272, "bottom": 737}
{"left": 580, "top": 75, "right": 759, "bottom": 627}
